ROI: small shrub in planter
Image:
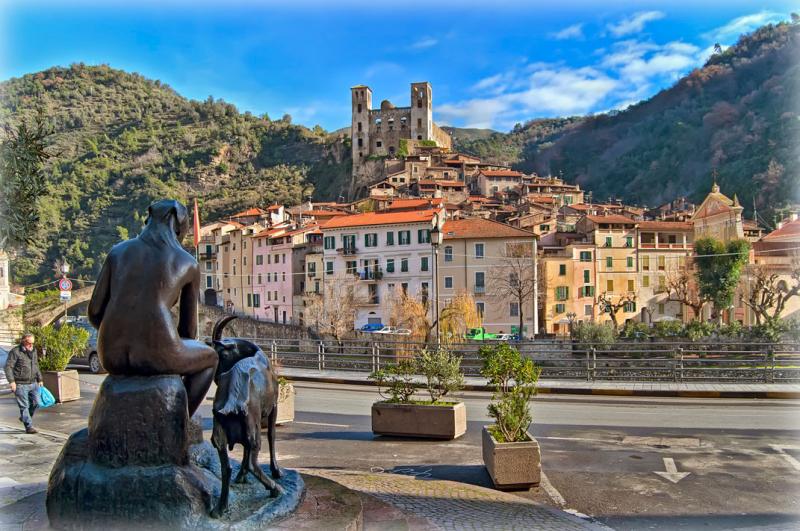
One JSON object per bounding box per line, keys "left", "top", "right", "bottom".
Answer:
{"left": 276, "top": 377, "right": 295, "bottom": 425}
{"left": 479, "top": 343, "right": 542, "bottom": 489}
{"left": 29, "top": 324, "right": 89, "bottom": 403}
{"left": 572, "top": 322, "right": 616, "bottom": 348}
{"left": 368, "top": 349, "right": 466, "bottom": 439}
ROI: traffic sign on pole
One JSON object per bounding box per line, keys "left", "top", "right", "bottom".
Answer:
{"left": 60, "top": 290, "right": 72, "bottom": 302}
{"left": 58, "top": 278, "right": 73, "bottom": 291}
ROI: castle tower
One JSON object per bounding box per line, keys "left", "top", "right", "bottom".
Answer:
{"left": 351, "top": 85, "right": 372, "bottom": 170}
{"left": 410, "top": 82, "right": 432, "bottom": 141}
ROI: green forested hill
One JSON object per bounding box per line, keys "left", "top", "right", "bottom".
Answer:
{"left": 0, "top": 64, "right": 352, "bottom": 284}
{"left": 455, "top": 22, "right": 800, "bottom": 215}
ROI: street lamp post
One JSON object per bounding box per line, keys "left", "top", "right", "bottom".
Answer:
{"left": 431, "top": 214, "right": 443, "bottom": 346}
{"left": 567, "top": 311, "right": 577, "bottom": 339}
{"left": 60, "top": 260, "right": 70, "bottom": 324}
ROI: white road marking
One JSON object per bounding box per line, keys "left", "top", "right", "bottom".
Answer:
{"left": 293, "top": 421, "right": 351, "bottom": 428}
{"left": 540, "top": 471, "right": 566, "bottom": 507}
{"left": 654, "top": 457, "right": 690, "bottom": 483}
{"left": 770, "top": 444, "right": 800, "bottom": 472}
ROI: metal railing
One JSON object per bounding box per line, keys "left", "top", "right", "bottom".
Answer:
{"left": 206, "top": 337, "right": 800, "bottom": 383}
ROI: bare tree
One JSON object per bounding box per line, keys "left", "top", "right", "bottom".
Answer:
{"left": 741, "top": 258, "right": 800, "bottom": 324}
{"left": 665, "top": 265, "right": 708, "bottom": 320}
{"left": 489, "top": 242, "right": 535, "bottom": 336}
{"left": 597, "top": 291, "right": 636, "bottom": 329}
{"left": 305, "top": 278, "right": 360, "bottom": 341}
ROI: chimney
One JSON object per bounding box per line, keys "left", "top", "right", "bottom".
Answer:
{"left": 791, "top": 212, "right": 798, "bottom": 222}
{"left": 777, "top": 221, "right": 784, "bottom": 230}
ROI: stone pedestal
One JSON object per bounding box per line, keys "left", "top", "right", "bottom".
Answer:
{"left": 88, "top": 375, "right": 190, "bottom": 467}
{"left": 46, "top": 374, "right": 304, "bottom": 530}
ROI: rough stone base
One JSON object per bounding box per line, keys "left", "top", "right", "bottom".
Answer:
{"left": 46, "top": 429, "right": 304, "bottom": 530}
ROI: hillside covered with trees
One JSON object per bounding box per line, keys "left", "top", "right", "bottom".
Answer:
{"left": 454, "top": 21, "right": 800, "bottom": 216}
{"left": 0, "top": 64, "right": 352, "bottom": 284}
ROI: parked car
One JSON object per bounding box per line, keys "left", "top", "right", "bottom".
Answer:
{"left": 494, "top": 333, "right": 513, "bottom": 341}
{"left": 374, "top": 326, "right": 397, "bottom": 334}
{"left": 394, "top": 328, "right": 412, "bottom": 336}
{"left": 67, "top": 320, "right": 105, "bottom": 374}
{"left": 360, "top": 323, "right": 384, "bottom": 333}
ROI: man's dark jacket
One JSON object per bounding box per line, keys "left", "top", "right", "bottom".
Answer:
{"left": 4, "top": 344, "right": 42, "bottom": 385}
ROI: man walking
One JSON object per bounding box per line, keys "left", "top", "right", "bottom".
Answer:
{"left": 5, "top": 333, "right": 42, "bottom": 434}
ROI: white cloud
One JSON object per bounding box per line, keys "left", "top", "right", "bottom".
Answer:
{"left": 607, "top": 11, "right": 665, "bottom": 37}
{"left": 550, "top": 23, "right": 583, "bottom": 40}
{"left": 702, "top": 11, "right": 783, "bottom": 43}
{"left": 411, "top": 37, "right": 438, "bottom": 49}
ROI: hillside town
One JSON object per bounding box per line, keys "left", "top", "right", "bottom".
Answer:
{"left": 192, "top": 81, "right": 800, "bottom": 339}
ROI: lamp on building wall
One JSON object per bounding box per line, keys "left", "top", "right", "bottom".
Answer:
{"left": 431, "top": 213, "right": 444, "bottom": 345}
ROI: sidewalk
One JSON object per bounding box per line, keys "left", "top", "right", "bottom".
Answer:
{"left": 0, "top": 418, "right": 608, "bottom": 530}
{"left": 280, "top": 367, "right": 800, "bottom": 399}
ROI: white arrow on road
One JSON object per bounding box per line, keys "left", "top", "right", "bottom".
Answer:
{"left": 654, "top": 457, "right": 690, "bottom": 483}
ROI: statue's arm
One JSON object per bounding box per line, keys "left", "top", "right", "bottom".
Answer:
{"left": 178, "top": 265, "right": 200, "bottom": 340}
{"left": 88, "top": 255, "right": 112, "bottom": 329}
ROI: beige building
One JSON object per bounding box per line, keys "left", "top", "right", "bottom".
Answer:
{"left": 220, "top": 223, "right": 263, "bottom": 316}
{"left": 439, "top": 218, "right": 537, "bottom": 336}
{"left": 636, "top": 220, "right": 695, "bottom": 322}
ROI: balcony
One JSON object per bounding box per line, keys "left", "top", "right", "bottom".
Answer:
{"left": 307, "top": 271, "right": 317, "bottom": 278}
{"left": 337, "top": 247, "right": 358, "bottom": 255}
{"left": 474, "top": 285, "right": 486, "bottom": 294}
{"left": 358, "top": 268, "right": 383, "bottom": 281}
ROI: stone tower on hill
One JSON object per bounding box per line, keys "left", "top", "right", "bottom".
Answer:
{"left": 350, "top": 82, "right": 452, "bottom": 185}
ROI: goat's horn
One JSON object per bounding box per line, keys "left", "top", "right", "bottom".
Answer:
{"left": 212, "top": 316, "right": 237, "bottom": 341}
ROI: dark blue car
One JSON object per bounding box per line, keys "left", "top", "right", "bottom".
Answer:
{"left": 360, "top": 323, "right": 384, "bottom": 333}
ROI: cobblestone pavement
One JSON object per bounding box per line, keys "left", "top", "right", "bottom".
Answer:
{"left": 304, "top": 469, "right": 611, "bottom": 531}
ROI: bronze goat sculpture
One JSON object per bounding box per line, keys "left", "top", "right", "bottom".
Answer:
{"left": 208, "top": 316, "right": 282, "bottom": 518}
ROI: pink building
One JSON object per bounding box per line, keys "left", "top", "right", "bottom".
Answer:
{"left": 252, "top": 224, "right": 317, "bottom": 324}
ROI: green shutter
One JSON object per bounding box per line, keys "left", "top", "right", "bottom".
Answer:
{"left": 387, "top": 232, "right": 394, "bottom": 245}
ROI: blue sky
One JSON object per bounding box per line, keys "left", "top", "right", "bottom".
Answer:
{"left": 1, "top": 1, "right": 795, "bottom": 131}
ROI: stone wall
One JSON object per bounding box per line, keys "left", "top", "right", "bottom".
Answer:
{"left": 0, "top": 306, "right": 23, "bottom": 345}
{"left": 197, "top": 304, "right": 322, "bottom": 341}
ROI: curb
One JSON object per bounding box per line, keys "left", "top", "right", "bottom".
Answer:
{"left": 283, "top": 374, "right": 800, "bottom": 399}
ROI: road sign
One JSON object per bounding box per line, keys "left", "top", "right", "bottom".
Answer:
{"left": 58, "top": 278, "right": 73, "bottom": 291}
{"left": 60, "top": 290, "right": 72, "bottom": 302}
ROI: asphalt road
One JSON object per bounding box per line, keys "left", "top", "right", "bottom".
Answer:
{"left": 7, "top": 373, "right": 800, "bottom": 530}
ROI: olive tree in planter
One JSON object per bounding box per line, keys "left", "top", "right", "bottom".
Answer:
{"left": 30, "top": 324, "right": 89, "bottom": 403}
{"left": 479, "top": 343, "right": 542, "bottom": 490}
{"left": 369, "top": 349, "right": 466, "bottom": 439}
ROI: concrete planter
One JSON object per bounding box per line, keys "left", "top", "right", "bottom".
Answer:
{"left": 482, "top": 426, "right": 541, "bottom": 490}
{"left": 42, "top": 370, "right": 81, "bottom": 403}
{"left": 277, "top": 382, "right": 295, "bottom": 425}
{"left": 371, "top": 400, "right": 466, "bottom": 440}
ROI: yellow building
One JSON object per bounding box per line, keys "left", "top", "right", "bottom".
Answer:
{"left": 577, "top": 215, "right": 639, "bottom": 327}
{"left": 539, "top": 243, "right": 598, "bottom": 335}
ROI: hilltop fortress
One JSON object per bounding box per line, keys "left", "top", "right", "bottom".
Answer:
{"left": 350, "top": 82, "right": 452, "bottom": 195}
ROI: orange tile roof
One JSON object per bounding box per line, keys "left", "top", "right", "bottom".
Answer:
{"left": 585, "top": 214, "right": 637, "bottom": 225}
{"left": 762, "top": 218, "right": 800, "bottom": 241}
{"left": 300, "top": 210, "right": 349, "bottom": 217}
{"left": 417, "top": 179, "right": 465, "bottom": 187}
{"left": 322, "top": 209, "right": 440, "bottom": 229}
{"left": 267, "top": 204, "right": 282, "bottom": 211}
{"left": 253, "top": 227, "right": 287, "bottom": 238}
{"left": 231, "top": 207, "right": 266, "bottom": 218}
{"left": 443, "top": 218, "right": 535, "bottom": 240}
{"left": 638, "top": 221, "right": 693, "bottom": 231}
{"left": 387, "top": 198, "right": 444, "bottom": 210}
{"left": 527, "top": 194, "right": 556, "bottom": 204}
{"left": 480, "top": 170, "right": 524, "bottom": 177}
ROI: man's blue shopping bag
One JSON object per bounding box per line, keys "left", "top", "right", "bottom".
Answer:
{"left": 39, "top": 385, "right": 56, "bottom": 408}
